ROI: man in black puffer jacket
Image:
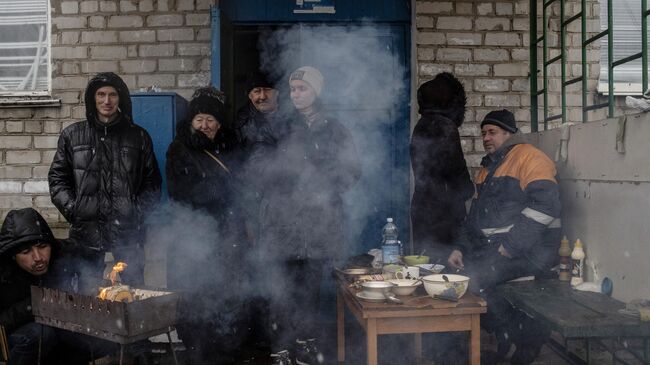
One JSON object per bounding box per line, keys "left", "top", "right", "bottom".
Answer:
{"left": 48, "top": 72, "right": 162, "bottom": 293}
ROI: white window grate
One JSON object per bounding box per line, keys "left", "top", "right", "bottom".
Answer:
{"left": 0, "top": 0, "right": 51, "bottom": 96}
{"left": 599, "top": 0, "right": 650, "bottom": 95}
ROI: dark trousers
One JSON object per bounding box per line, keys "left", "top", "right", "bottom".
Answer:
{"left": 464, "top": 247, "right": 550, "bottom": 363}
{"left": 265, "top": 258, "right": 326, "bottom": 351}
{"left": 8, "top": 322, "right": 116, "bottom": 365}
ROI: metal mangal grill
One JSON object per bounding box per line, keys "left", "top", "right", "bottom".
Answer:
{"left": 30, "top": 286, "right": 180, "bottom": 344}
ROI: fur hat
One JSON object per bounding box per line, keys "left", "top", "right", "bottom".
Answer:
{"left": 289, "top": 66, "right": 324, "bottom": 96}
{"left": 246, "top": 72, "right": 274, "bottom": 95}
{"left": 188, "top": 87, "right": 226, "bottom": 123}
{"left": 481, "top": 109, "right": 518, "bottom": 133}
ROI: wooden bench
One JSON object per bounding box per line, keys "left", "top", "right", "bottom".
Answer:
{"left": 497, "top": 279, "right": 650, "bottom": 364}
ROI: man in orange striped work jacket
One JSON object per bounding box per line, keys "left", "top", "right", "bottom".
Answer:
{"left": 446, "top": 109, "right": 561, "bottom": 365}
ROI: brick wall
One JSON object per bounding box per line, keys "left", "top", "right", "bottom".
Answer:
{"left": 414, "top": 0, "right": 602, "bottom": 172}
{"left": 0, "top": 0, "right": 214, "bottom": 235}
{"left": 0, "top": 0, "right": 607, "bottom": 234}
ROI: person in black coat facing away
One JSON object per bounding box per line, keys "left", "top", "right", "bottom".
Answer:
{"left": 165, "top": 87, "right": 252, "bottom": 364}
{"left": 410, "top": 72, "right": 475, "bottom": 261}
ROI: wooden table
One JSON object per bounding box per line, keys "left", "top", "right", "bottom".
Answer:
{"left": 335, "top": 273, "right": 487, "bottom": 365}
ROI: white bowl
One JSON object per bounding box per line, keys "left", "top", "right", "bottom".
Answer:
{"left": 388, "top": 279, "right": 421, "bottom": 296}
{"left": 360, "top": 280, "right": 395, "bottom": 299}
{"left": 421, "top": 274, "right": 470, "bottom": 299}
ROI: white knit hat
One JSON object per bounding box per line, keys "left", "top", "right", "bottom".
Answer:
{"left": 289, "top": 66, "right": 324, "bottom": 96}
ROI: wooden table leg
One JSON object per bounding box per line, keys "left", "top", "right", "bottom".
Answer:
{"left": 414, "top": 333, "right": 423, "bottom": 365}
{"left": 337, "top": 291, "right": 345, "bottom": 363}
{"left": 367, "top": 318, "right": 378, "bottom": 365}
{"left": 470, "top": 314, "right": 481, "bottom": 365}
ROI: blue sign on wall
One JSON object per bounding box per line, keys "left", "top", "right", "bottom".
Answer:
{"left": 293, "top": 0, "right": 335, "bottom": 14}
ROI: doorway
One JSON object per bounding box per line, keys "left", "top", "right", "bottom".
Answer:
{"left": 216, "top": 1, "right": 412, "bottom": 256}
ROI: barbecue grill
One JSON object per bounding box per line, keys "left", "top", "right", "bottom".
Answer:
{"left": 31, "top": 286, "right": 180, "bottom": 364}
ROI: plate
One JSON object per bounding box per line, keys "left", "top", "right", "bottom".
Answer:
{"left": 342, "top": 268, "right": 371, "bottom": 275}
{"left": 416, "top": 264, "right": 445, "bottom": 273}
{"left": 355, "top": 291, "right": 386, "bottom": 303}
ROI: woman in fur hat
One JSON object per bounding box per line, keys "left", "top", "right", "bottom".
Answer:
{"left": 410, "top": 72, "right": 475, "bottom": 262}
{"left": 165, "top": 87, "right": 251, "bottom": 364}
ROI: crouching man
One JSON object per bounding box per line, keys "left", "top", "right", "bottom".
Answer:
{"left": 0, "top": 208, "right": 115, "bottom": 365}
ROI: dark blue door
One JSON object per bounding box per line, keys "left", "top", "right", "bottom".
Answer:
{"left": 216, "top": 0, "right": 411, "bottom": 256}
{"left": 131, "top": 92, "right": 188, "bottom": 199}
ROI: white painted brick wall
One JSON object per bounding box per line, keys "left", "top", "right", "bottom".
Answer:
{"left": 415, "top": 0, "right": 601, "bottom": 175}
{"left": 0, "top": 0, "right": 605, "bottom": 236}
{"left": 24, "top": 181, "right": 50, "bottom": 194}
{"left": 0, "top": 182, "right": 23, "bottom": 194}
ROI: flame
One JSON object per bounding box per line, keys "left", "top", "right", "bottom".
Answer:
{"left": 97, "top": 261, "right": 133, "bottom": 302}
{"left": 109, "top": 262, "right": 128, "bottom": 286}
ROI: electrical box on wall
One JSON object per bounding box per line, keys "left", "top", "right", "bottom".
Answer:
{"left": 131, "top": 92, "right": 188, "bottom": 199}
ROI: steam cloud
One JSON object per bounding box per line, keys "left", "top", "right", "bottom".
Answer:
{"left": 257, "top": 24, "right": 409, "bottom": 256}
{"left": 143, "top": 24, "right": 409, "bottom": 359}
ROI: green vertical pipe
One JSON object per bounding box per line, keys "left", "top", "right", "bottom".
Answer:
{"left": 530, "top": 0, "right": 538, "bottom": 132}
{"left": 543, "top": 2, "right": 549, "bottom": 129}
{"left": 556, "top": 0, "right": 560, "bottom": 123}
{"left": 608, "top": 0, "right": 614, "bottom": 117}
{"left": 582, "top": 0, "right": 587, "bottom": 122}
{"left": 643, "top": 0, "right": 648, "bottom": 95}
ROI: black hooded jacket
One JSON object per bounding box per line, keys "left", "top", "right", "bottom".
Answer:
{"left": 0, "top": 208, "right": 61, "bottom": 334}
{"left": 410, "top": 73, "right": 475, "bottom": 254}
{"left": 48, "top": 73, "right": 162, "bottom": 252}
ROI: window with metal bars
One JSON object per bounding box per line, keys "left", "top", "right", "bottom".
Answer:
{"left": 530, "top": 0, "right": 649, "bottom": 130}
{"left": 599, "top": 0, "right": 650, "bottom": 95}
{"left": 0, "top": 0, "right": 51, "bottom": 96}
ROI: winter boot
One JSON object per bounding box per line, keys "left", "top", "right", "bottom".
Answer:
{"left": 271, "top": 350, "right": 294, "bottom": 365}
{"left": 294, "top": 338, "right": 324, "bottom": 365}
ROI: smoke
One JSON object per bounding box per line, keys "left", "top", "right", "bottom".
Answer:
{"left": 258, "top": 24, "right": 406, "bottom": 112}
{"left": 257, "top": 24, "right": 409, "bottom": 255}
{"left": 141, "top": 24, "right": 410, "bottom": 360}
{"left": 145, "top": 201, "right": 257, "bottom": 353}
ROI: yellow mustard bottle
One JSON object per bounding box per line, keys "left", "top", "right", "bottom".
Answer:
{"left": 558, "top": 236, "right": 571, "bottom": 281}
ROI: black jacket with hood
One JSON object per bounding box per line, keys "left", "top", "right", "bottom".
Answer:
{"left": 410, "top": 73, "right": 475, "bottom": 255}
{"left": 48, "top": 72, "right": 162, "bottom": 252}
{"left": 0, "top": 208, "right": 61, "bottom": 334}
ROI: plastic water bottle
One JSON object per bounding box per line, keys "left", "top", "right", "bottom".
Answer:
{"left": 381, "top": 218, "right": 400, "bottom": 265}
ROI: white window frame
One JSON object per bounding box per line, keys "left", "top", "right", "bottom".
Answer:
{"left": 598, "top": 0, "right": 650, "bottom": 95}
{"left": 0, "top": 0, "right": 54, "bottom": 100}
